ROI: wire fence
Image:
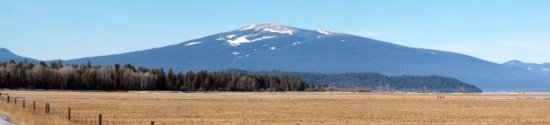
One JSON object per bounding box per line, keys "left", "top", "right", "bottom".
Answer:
{"left": 0, "top": 92, "right": 445, "bottom": 125}
{"left": 0, "top": 92, "right": 159, "bottom": 125}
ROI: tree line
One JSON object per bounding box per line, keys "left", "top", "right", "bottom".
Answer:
{"left": 224, "top": 69, "right": 482, "bottom": 93}
{"left": 0, "top": 60, "right": 328, "bottom": 91}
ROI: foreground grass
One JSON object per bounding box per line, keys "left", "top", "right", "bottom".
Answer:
{"left": 0, "top": 99, "right": 71, "bottom": 125}
{"left": 1, "top": 90, "right": 550, "bottom": 125}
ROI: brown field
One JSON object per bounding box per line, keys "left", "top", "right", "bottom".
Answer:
{"left": 1, "top": 90, "right": 550, "bottom": 125}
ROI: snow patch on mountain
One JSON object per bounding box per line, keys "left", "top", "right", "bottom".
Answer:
{"left": 232, "top": 52, "right": 240, "bottom": 55}
{"left": 317, "top": 29, "right": 332, "bottom": 35}
{"left": 239, "top": 23, "right": 295, "bottom": 35}
{"left": 251, "top": 36, "right": 276, "bottom": 41}
{"left": 270, "top": 47, "right": 276, "bottom": 50}
{"left": 543, "top": 68, "right": 550, "bottom": 72}
{"left": 226, "top": 35, "right": 277, "bottom": 46}
{"left": 185, "top": 41, "right": 202, "bottom": 46}
{"left": 262, "top": 28, "right": 294, "bottom": 35}
{"left": 227, "top": 34, "right": 236, "bottom": 38}
{"left": 292, "top": 42, "right": 302, "bottom": 46}
{"left": 216, "top": 37, "right": 225, "bottom": 41}
{"left": 227, "top": 36, "right": 251, "bottom": 46}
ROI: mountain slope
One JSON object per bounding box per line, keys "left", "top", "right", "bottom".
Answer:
{"left": 64, "top": 23, "right": 550, "bottom": 91}
{"left": 504, "top": 60, "right": 550, "bottom": 74}
{"left": 0, "top": 48, "right": 39, "bottom": 63}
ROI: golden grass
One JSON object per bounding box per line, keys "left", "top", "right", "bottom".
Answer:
{"left": 0, "top": 98, "right": 71, "bottom": 125}
{"left": 1, "top": 90, "right": 550, "bottom": 125}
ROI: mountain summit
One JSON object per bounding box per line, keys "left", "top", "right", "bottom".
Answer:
{"left": 238, "top": 23, "right": 298, "bottom": 35}
{"left": 55, "top": 23, "right": 550, "bottom": 91}
{"left": 184, "top": 23, "right": 333, "bottom": 47}
{"left": 0, "top": 48, "right": 12, "bottom": 54}
{"left": 0, "top": 48, "right": 38, "bottom": 62}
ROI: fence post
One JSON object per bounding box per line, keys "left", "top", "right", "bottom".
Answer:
{"left": 98, "top": 114, "right": 102, "bottom": 125}
{"left": 45, "top": 103, "right": 49, "bottom": 114}
{"left": 33, "top": 101, "right": 36, "bottom": 111}
{"left": 151, "top": 121, "right": 155, "bottom": 125}
{"left": 14, "top": 98, "right": 17, "bottom": 105}
{"left": 23, "top": 100, "right": 25, "bottom": 108}
{"left": 6, "top": 95, "right": 9, "bottom": 103}
{"left": 68, "top": 107, "right": 71, "bottom": 121}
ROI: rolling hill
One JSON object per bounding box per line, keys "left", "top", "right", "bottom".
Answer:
{"left": 504, "top": 60, "right": 550, "bottom": 75}
{"left": 0, "top": 48, "right": 38, "bottom": 63}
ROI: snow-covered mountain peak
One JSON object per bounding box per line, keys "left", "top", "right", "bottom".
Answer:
{"left": 208, "top": 23, "right": 337, "bottom": 47}
{"left": 239, "top": 23, "right": 296, "bottom": 35}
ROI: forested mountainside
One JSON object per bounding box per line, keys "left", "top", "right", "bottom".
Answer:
{"left": 224, "top": 69, "right": 482, "bottom": 93}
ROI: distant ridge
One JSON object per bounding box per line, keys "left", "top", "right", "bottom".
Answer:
{"left": 222, "top": 69, "right": 483, "bottom": 93}
{"left": 504, "top": 60, "right": 550, "bottom": 74}
{"left": 0, "top": 48, "right": 39, "bottom": 63}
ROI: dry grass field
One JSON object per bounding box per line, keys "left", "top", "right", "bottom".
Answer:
{"left": 1, "top": 90, "right": 550, "bottom": 125}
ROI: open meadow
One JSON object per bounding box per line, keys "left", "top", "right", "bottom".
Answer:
{"left": 1, "top": 90, "right": 550, "bottom": 125}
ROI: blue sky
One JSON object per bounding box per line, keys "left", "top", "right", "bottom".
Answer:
{"left": 2, "top": 0, "right": 550, "bottom": 63}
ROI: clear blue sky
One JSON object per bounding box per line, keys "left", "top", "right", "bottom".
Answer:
{"left": 2, "top": 0, "right": 550, "bottom": 63}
